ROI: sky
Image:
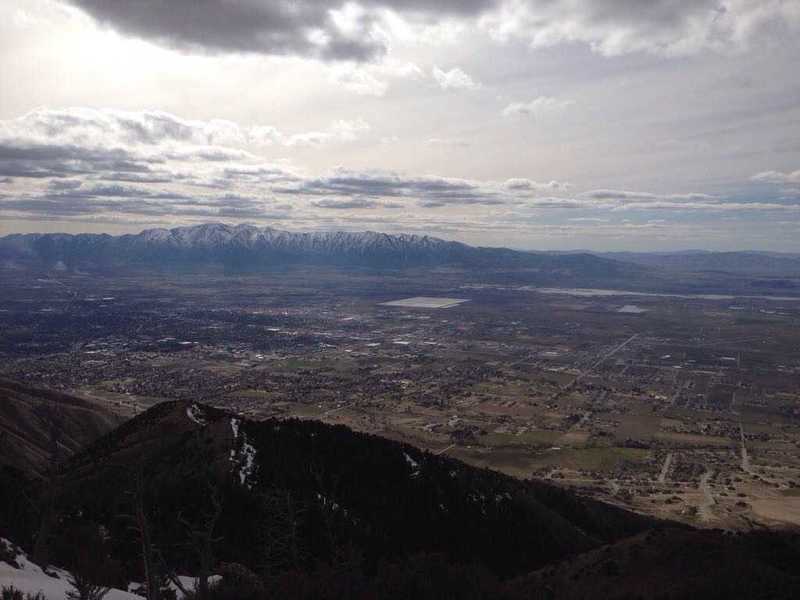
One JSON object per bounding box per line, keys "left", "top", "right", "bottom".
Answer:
{"left": 0, "top": 0, "right": 799, "bottom": 251}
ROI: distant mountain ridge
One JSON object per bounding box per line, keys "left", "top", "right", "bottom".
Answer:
{"left": 603, "top": 250, "right": 800, "bottom": 276}
{"left": 0, "top": 223, "right": 632, "bottom": 276}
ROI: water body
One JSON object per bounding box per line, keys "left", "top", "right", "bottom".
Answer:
{"left": 618, "top": 304, "right": 648, "bottom": 313}
{"left": 382, "top": 296, "right": 469, "bottom": 309}
{"left": 535, "top": 287, "right": 800, "bottom": 302}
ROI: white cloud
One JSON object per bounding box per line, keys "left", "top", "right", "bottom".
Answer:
{"left": 580, "top": 189, "right": 717, "bottom": 203}
{"left": 284, "top": 118, "right": 370, "bottom": 147}
{"left": 751, "top": 169, "right": 800, "bottom": 185}
{"left": 329, "top": 60, "right": 423, "bottom": 96}
{"left": 330, "top": 66, "right": 390, "bottom": 96}
{"left": 482, "top": 0, "right": 800, "bottom": 57}
{"left": 0, "top": 107, "right": 370, "bottom": 150}
{"left": 432, "top": 66, "right": 481, "bottom": 91}
{"left": 502, "top": 96, "right": 574, "bottom": 118}
{"left": 503, "top": 178, "right": 570, "bottom": 192}
{"left": 425, "top": 138, "right": 471, "bottom": 148}
{"left": 383, "top": 60, "right": 425, "bottom": 79}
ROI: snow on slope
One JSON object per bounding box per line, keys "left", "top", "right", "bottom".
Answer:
{"left": 0, "top": 540, "right": 138, "bottom": 600}
{"left": 404, "top": 452, "right": 421, "bottom": 478}
{"left": 186, "top": 403, "right": 207, "bottom": 426}
{"left": 1, "top": 539, "right": 213, "bottom": 600}
{"left": 228, "top": 417, "right": 257, "bottom": 488}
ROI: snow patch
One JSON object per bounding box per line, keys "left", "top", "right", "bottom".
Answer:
{"left": 404, "top": 452, "right": 420, "bottom": 477}
{"left": 186, "top": 403, "right": 207, "bottom": 426}
{"left": 239, "top": 440, "right": 257, "bottom": 487}
{"left": 229, "top": 419, "right": 257, "bottom": 489}
{"left": 0, "top": 538, "right": 139, "bottom": 600}
{"left": 317, "top": 493, "right": 341, "bottom": 512}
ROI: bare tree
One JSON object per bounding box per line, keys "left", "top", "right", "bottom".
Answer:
{"left": 308, "top": 459, "right": 363, "bottom": 600}
{"left": 173, "top": 478, "right": 224, "bottom": 600}
{"left": 61, "top": 520, "right": 119, "bottom": 600}
{"left": 66, "top": 572, "right": 111, "bottom": 600}
{"left": 124, "top": 463, "right": 162, "bottom": 600}
{"left": 31, "top": 405, "right": 64, "bottom": 568}
{"left": 260, "top": 488, "right": 306, "bottom": 577}
{"left": 310, "top": 460, "right": 360, "bottom": 574}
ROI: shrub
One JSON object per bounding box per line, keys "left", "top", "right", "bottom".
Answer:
{"left": 0, "top": 539, "right": 21, "bottom": 568}
{"left": 1, "top": 587, "right": 46, "bottom": 600}
{"left": 182, "top": 563, "right": 265, "bottom": 600}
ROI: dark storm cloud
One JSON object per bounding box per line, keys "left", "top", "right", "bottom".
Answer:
{"left": 66, "top": 0, "right": 494, "bottom": 61}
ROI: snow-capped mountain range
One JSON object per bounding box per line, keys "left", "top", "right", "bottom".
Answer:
{"left": 0, "top": 223, "right": 627, "bottom": 274}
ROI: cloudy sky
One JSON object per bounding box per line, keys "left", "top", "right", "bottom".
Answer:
{"left": 1, "top": 0, "right": 799, "bottom": 250}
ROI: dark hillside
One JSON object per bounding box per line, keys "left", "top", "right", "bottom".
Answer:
{"left": 57, "top": 401, "right": 662, "bottom": 581}
{"left": 0, "top": 378, "right": 123, "bottom": 477}
{"left": 3, "top": 400, "right": 799, "bottom": 599}
{"left": 512, "top": 527, "right": 800, "bottom": 599}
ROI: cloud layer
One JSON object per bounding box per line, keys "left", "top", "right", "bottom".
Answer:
{"left": 0, "top": 107, "right": 575, "bottom": 224}
{"left": 62, "top": 0, "right": 800, "bottom": 62}
{"left": 1, "top": 103, "right": 798, "bottom": 250}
